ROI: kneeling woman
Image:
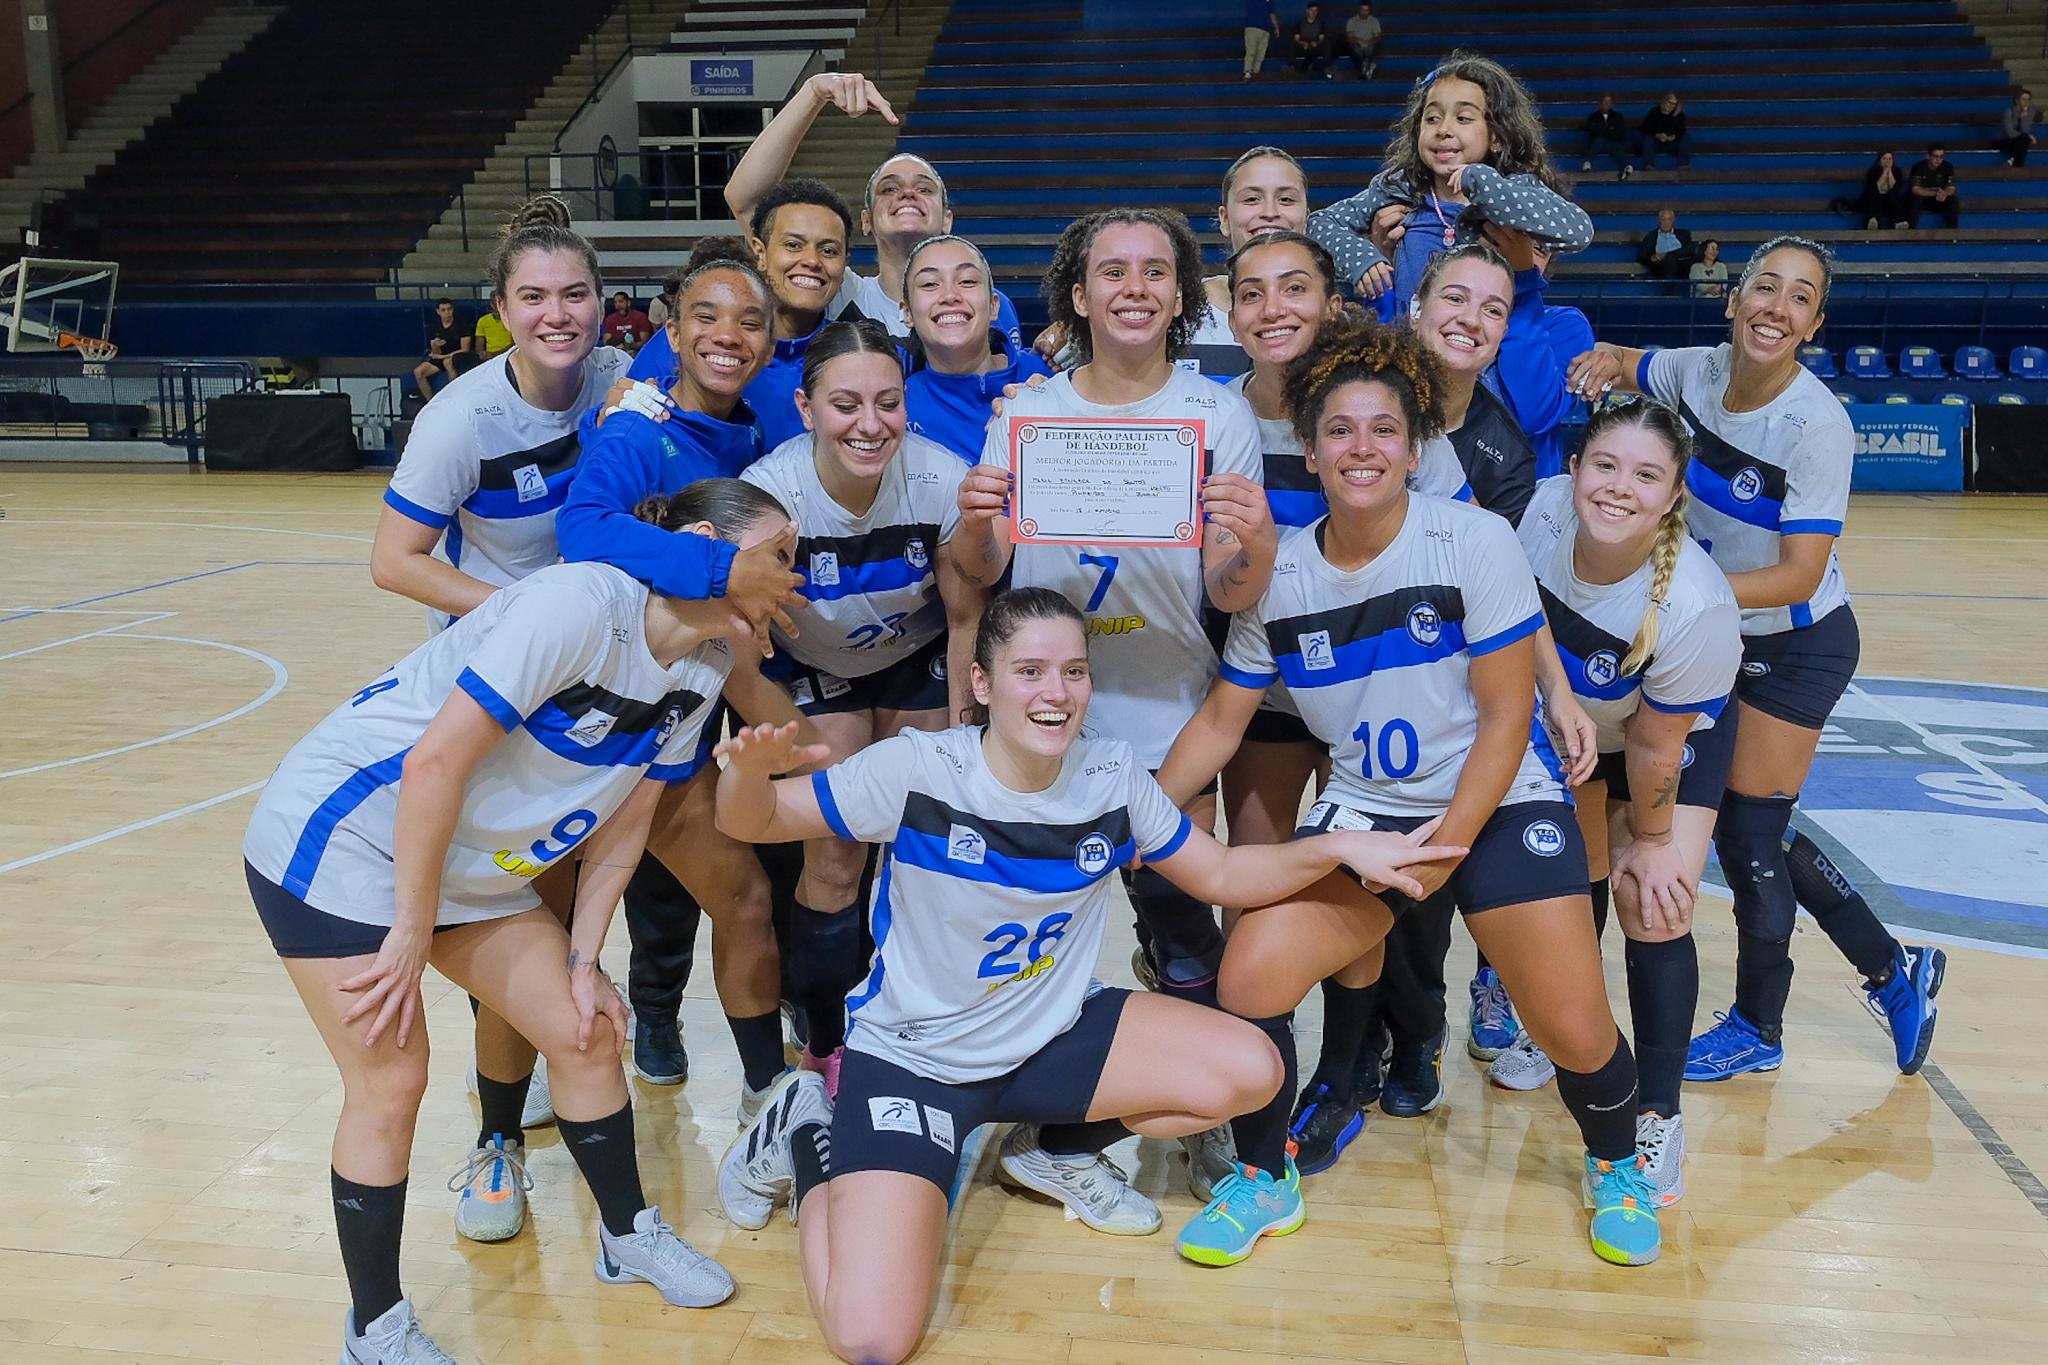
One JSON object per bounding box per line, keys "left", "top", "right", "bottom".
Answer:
{"left": 1156, "top": 324, "right": 1661, "bottom": 1269}
{"left": 243, "top": 483, "right": 799, "bottom": 1364}
{"left": 711, "top": 588, "right": 1459, "bottom": 1365}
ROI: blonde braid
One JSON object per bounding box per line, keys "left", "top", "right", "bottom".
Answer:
{"left": 1623, "top": 484, "right": 1690, "bottom": 675}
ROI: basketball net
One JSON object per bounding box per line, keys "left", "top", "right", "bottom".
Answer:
{"left": 58, "top": 331, "right": 119, "bottom": 362}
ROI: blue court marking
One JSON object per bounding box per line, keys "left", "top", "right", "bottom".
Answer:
{"left": 0, "top": 560, "right": 360, "bottom": 625}
{"left": 1852, "top": 591, "right": 2048, "bottom": 603}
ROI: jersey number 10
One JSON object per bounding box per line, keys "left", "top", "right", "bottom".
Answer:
{"left": 1352, "top": 718, "right": 1421, "bottom": 780}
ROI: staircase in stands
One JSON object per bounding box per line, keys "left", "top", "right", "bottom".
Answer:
{"left": 1956, "top": 0, "right": 2048, "bottom": 89}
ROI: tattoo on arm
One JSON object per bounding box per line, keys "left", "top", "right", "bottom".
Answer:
{"left": 1651, "top": 770, "right": 1679, "bottom": 810}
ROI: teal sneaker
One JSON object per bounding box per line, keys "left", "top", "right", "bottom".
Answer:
{"left": 1582, "top": 1152, "right": 1662, "bottom": 1266}
{"left": 1175, "top": 1157, "right": 1305, "bottom": 1267}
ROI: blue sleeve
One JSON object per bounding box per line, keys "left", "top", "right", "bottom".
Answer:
{"left": 1492, "top": 272, "right": 1579, "bottom": 439}
{"left": 556, "top": 415, "right": 736, "bottom": 600}
{"left": 626, "top": 333, "right": 674, "bottom": 384}
{"left": 994, "top": 289, "right": 1024, "bottom": 351}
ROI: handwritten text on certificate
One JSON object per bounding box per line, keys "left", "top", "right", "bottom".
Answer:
{"left": 1009, "top": 416, "right": 1206, "bottom": 548}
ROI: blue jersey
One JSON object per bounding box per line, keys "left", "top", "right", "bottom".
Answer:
{"left": 905, "top": 332, "right": 1052, "bottom": 463}
{"left": 744, "top": 315, "right": 834, "bottom": 451}
{"left": 626, "top": 326, "right": 675, "bottom": 384}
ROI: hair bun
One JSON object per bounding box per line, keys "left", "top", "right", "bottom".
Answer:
{"left": 505, "top": 193, "right": 572, "bottom": 238}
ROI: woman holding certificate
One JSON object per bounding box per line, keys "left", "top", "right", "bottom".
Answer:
{"left": 952, "top": 207, "right": 1276, "bottom": 1203}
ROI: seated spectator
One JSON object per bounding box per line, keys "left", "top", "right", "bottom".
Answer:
{"left": 1292, "top": 3, "right": 1335, "bottom": 79}
{"left": 1640, "top": 92, "right": 1693, "bottom": 170}
{"left": 1688, "top": 239, "right": 1728, "bottom": 298}
{"left": 470, "top": 302, "right": 513, "bottom": 366}
{"left": 1581, "top": 93, "right": 1633, "bottom": 178}
{"left": 601, "top": 290, "right": 655, "bottom": 351}
{"left": 1342, "top": 2, "right": 1382, "bottom": 79}
{"left": 411, "top": 297, "right": 465, "bottom": 401}
{"left": 1857, "top": 151, "right": 1911, "bottom": 229}
{"left": 1907, "top": 144, "right": 1961, "bottom": 228}
{"left": 1636, "top": 207, "right": 1695, "bottom": 281}
{"left": 1998, "top": 89, "right": 2039, "bottom": 167}
{"left": 646, "top": 272, "right": 682, "bottom": 329}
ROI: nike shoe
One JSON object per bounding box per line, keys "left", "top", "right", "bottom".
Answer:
{"left": 1175, "top": 1157, "right": 1305, "bottom": 1267}
{"left": 1287, "top": 1081, "right": 1365, "bottom": 1175}
{"left": 996, "top": 1123, "right": 1161, "bottom": 1235}
{"left": 447, "top": 1134, "right": 530, "bottom": 1243}
{"left": 1582, "top": 1153, "right": 1661, "bottom": 1265}
{"left": 1635, "top": 1111, "right": 1685, "bottom": 1208}
{"left": 594, "top": 1205, "right": 734, "bottom": 1307}
{"left": 339, "top": 1299, "right": 456, "bottom": 1364}
{"left": 1684, "top": 1007, "right": 1785, "bottom": 1081}
{"left": 1487, "top": 1036, "right": 1556, "bottom": 1091}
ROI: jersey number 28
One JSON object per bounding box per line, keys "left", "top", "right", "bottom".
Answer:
{"left": 978, "top": 912, "right": 1073, "bottom": 980}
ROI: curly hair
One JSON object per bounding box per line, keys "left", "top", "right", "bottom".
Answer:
{"left": 1281, "top": 315, "right": 1448, "bottom": 451}
{"left": 1041, "top": 208, "right": 1207, "bottom": 365}
{"left": 1574, "top": 399, "right": 1695, "bottom": 674}
{"left": 750, "top": 176, "right": 854, "bottom": 243}
{"left": 1384, "top": 51, "right": 1569, "bottom": 197}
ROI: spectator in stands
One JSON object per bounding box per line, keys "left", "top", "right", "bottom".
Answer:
{"left": 1343, "top": 3, "right": 1382, "bottom": 79}
{"left": 1857, "top": 151, "right": 1912, "bottom": 229}
{"left": 1637, "top": 207, "right": 1696, "bottom": 282}
{"left": 1243, "top": 0, "right": 1280, "bottom": 79}
{"left": 1640, "top": 92, "right": 1693, "bottom": 170}
{"left": 1292, "top": 3, "right": 1335, "bottom": 79}
{"left": 1907, "top": 144, "right": 1961, "bottom": 228}
{"left": 412, "top": 297, "right": 466, "bottom": 401}
{"left": 1689, "top": 238, "right": 1728, "bottom": 297}
{"left": 1998, "top": 89, "right": 2039, "bottom": 167}
{"left": 603, "top": 291, "right": 655, "bottom": 352}
{"left": 646, "top": 272, "right": 682, "bottom": 329}
{"left": 1582, "top": 93, "right": 1633, "bottom": 179}
{"left": 470, "top": 301, "right": 512, "bottom": 366}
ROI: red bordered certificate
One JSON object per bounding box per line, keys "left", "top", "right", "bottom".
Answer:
{"left": 1008, "top": 415, "right": 1206, "bottom": 548}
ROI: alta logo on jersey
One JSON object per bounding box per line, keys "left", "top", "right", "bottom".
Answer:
{"left": 513, "top": 464, "right": 547, "bottom": 503}
{"left": 904, "top": 537, "right": 930, "bottom": 571}
{"left": 810, "top": 550, "right": 840, "bottom": 586}
{"left": 947, "top": 824, "right": 987, "bottom": 865}
{"left": 1299, "top": 629, "right": 1335, "bottom": 670}
{"left": 1407, "top": 602, "right": 1443, "bottom": 646}
{"left": 1074, "top": 832, "right": 1117, "bottom": 876}
{"left": 1730, "top": 467, "right": 1765, "bottom": 503}
{"left": 565, "top": 710, "right": 618, "bottom": 747}
{"left": 1584, "top": 650, "right": 1622, "bottom": 688}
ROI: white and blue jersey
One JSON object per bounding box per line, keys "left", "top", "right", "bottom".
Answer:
{"left": 1518, "top": 476, "right": 1743, "bottom": 754}
{"left": 835, "top": 269, "right": 1024, "bottom": 352}
{"left": 243, "top": 562, "right": 731, "bottom": 926}
{"left": 1183, "top": 293, "right": 1253, "bottom": 380}
{"left": 741, "top": 431, "right": 965, "bottom": 680}
{"left": 1642, "top": 343, "right": 1853, "bottom": 635}
{"left": 813, "top": 725, "right": 1191, "bottom": 1083}
{"left": 905, "top": 331, "right": 1053, "bottom": 463}
{"left": 1220, "top": 495, "right": 1565, "bottom": 816}
{"left": 383, "top": 346, "right": 631, "bottom": 630}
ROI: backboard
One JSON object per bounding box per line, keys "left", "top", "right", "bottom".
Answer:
{"left": 0, "top": 257, "right": 120, "bottom": 355}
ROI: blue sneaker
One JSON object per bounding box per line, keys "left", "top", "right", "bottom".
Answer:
{"left": 1288, "top": 1082, "right": 1365, "bottom": 1175}
{"left": 1865, "top": 944, "right": 1946, "bottom": 1075}
{"left": 1466, "top": 966, "right": 1523, "bottom": 1061}
{"left": 1582, "top": 1153, "right": 1662, "bottom": 1266}
{"left": 1684, "top": 1007, "right": 1784, "bottom": 1082}
{"left": 1175, "top": 1157, "right": 1305, "bottom": 1267}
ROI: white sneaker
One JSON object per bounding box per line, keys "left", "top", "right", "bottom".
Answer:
{"left": 1487, "top": 1036, "right": 1556, "bottom": 1091}
{"left": 737, "top": 1066, "right": 794, "bottom": 1130}
{"left": 1636, "top": 1111, "right": 1686, "bottom": 1207}
{"left": 447, "top": 1136, "right": 530, "bottom": 1243}
{"left": 719, "top": 1069, "right": 831, "bottom": 1230}
{"left": 465, "top": 1057, "right": 555, "bottom": 1129}
{"left": 996, "top": 1123, "right": 1162, "bottom": 1236}
{"left": 1130, "top": 945, "right": 1161, "bottom": 993}
{"left": 1178, "top": 1124, "right": 1237, "bottom": 1202}
{"left": 340, "top": 1299, "right": 458, "bottom": 1364}
{"left": 594, "top": 1205, "right": 734, "bottom": 1308}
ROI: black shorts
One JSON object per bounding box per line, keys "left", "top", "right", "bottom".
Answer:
{"left": 1732, "top": 604, "right": 1859, "bottom": 730}
{"left": 770, "top": 633, "right": 947, "bottom": 716}
{"left": 247, "top": 860, "right": 460, "bottom": 959}
{"left": 1244, "top": 704, "right": 1318, "bottom": 747}
{"left": 1591, "top": 706, "right": 1737, "bottom": 811}
{"left": 1295, "top": 798, "right": 1591, "bottom": 914}
{"left": 829, "top": 986, "right": 1130, "bottom": 1191}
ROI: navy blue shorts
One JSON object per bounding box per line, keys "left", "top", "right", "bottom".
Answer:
{"left": 1244, "top": 704, "right": 1318, "bottom": 747}
{"left": 829, "top": 985, "right": 1130, "bottom": 1191}
{"left": 770, "top": 633, "right": 947, "bottom": 717}
{"left": 1296, "top": 798, "right": 1591, "bottom": 915}
{"left": 1593, "top": 706, "right": 1738, "bottom": 811}
{"left": 1732, "top": 604, "right": 1859, "bottom": 731}
{"left": 246, "top": 860, "right": 459, "bottom": 959}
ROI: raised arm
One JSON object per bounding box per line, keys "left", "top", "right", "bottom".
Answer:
{"left": 1459, "top": 164, "right": 1594, "bottom": 253}
{"left": 724, "top": 73, "right": 898, "bottom": 236}
{"left": 1564, "top": 340, "right": 1651, "bottom": 401}
{"left": 714, "top": 720, "right": 838, "bottom": 845}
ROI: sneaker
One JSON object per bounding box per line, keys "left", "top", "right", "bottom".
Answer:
{"left": 594, "top": 1205, "right": 735, "bottom": 1308}
{"left": 1864, "top": 944, "right": 1946, "bottom": 1074}
{"left": 1130, "top": 944, "right": 1162, "bottom": 993}
{"left": 1175, "top": 1158, "right": 1305, "bottom": 1267}
{"left": 1488, "top": 1036, "right": 1556, "bottom": 1091}
{"left": 798, "top": 1045, "right": 843, "bottom": 1101}
{"left": 340, "top": 1298, "right": 457, "bottom": 1364}
{"left": 1379, "top": 1028, "right": 1446, "bottom": 1117}
{"left": 737, "top": 1066, "right": 793, "bottom": 1130}
{"left": 464, "top": 1058, "right": 554, "bottom": 1128}
{"left": 1582, "top": 1153, "right": 1661, "bottom": 1266}
{"left": 1178, "top": 1124, "right": 1237, "bottom": 1202}
{"left": 632, "top": 1021, "right": 688, "bottom": 1086}
{"left": 718, "top": 1069, "right": 830, "bottom": 1230}
{"left": 1287, "top": 1082, "right": 1365, "bottom": 1175}
{"left": 780, "top": 999, "right": 810, "bottom": 1052}
{"left": 1636, "top": 1111, "right": 1685, "bottom": 1208}
{"left": 446, "top": 1135, "right": 530, "bottom": 1243}
{"left": 1352, "top": 1028, "right": 1389, "bottom": 1108}
{"left": 997, "top": 1123, "right": 1162, "bottom": 1235}
{"left": 1684, "top": 1007, "right": 1784, "bottom": 1082}
{"left": 1466, "top": 966, "right": 1523, "bottom": 1061}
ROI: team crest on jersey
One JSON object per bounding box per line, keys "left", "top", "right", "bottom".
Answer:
{"left": 1407, "top": 601, "right": 1443, "bottom": 646}
{"left": 946, "top": 824, "right": 987, "bottom": 865}
{"left": 656, "top": 704, "right": 683, "bottom": 744}
{"left": 513, "top": 463, "right": 547, "bottom": 503}
{"left": 1742, "top": 660, "right": 1771, "bottom": 677}
{"left": 1074, "top": 832, "right": 1117, "bottom": 876}
{"left": 565, "top": 709, "right": 618, "bottom": 748}
{"left": 1730, "top": 467, "right": 1765, "bottom": 503}
{"left": 809, "top": 550, "right": 841, "bottom": 586}
{"left": 1584, "top": 650, "right": 1622, "bottom": 688}
{"left": 929, "top": 653, "right": 946, "bottom": 681}
{"left": 904, "top": 537, "right": 930, "bottom": 571}
{"left": 1299, "top": 629, "right": 1335, "bottom": 671}
{"left": 1680, "top": 742, "right": 1696, "bottom": 770}
{"left": 1522, "top": 819, "right": 1566, "bottom": 857}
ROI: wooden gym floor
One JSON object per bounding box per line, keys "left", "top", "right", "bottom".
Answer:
{"left": 2, "top": 467, "right": 2047, "bottom": 1365}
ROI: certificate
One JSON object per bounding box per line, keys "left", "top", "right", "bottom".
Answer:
{"left": 1008, "top": 415, "right": 1206, "bottom": 548}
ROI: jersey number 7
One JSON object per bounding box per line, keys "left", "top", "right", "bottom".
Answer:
{"left": 1078, "top": 554, "right": 1119, "bottom": 612}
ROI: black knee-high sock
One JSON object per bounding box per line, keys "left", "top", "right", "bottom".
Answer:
{"left": 1783, "top": 831, "right": 1900, "bottom": 984}
{"left": 792, "top": 897, "right": 862, "bottom": 1057}
{"left": 1590, "top": 877, "right": 1611, "bottom": 941}
{"left": 475, "top": 1070, "right": 532, "bottom": 1148}
{"left": 1625, "top": 935, "right": 1697, "bottom": 1118}
{"left": 332, "top": 1170, "right": 406, "bottom": 1331}
{"left": 1229, "top": 1012, "right": 1297, "bottom": 1173}
{"left": 1308, "top": 979, "right": 1372, "bottom": 1103}
{"left": 1718, "top": 793, "right": 1799, "bottom": 1032}
{"left": 1128, "top": 866, "right": 1223, "bottom": 1008}
{"left": 559, "top": 1103, "right": 646, "bottom": 1237}
{"left": 1553, "top": 1031, "right": 1639, "bottom": 1163}
{"left": 727, "top": 1010, "right": 786, "bottom": 1091}
{"left": 1040, "top": 1117, "right": 1132, "bottom": 1157}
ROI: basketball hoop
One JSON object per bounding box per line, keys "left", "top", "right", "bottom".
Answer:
{"left": 59, "top": 331, "right": 119, "bottom": 362}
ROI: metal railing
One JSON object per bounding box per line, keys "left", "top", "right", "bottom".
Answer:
{"left": 525, "top": 147, "right": 748, "bottom": 222}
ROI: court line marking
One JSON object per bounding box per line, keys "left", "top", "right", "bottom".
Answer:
{"left": 4, "top": 517, "right": 374, "bottom": 544}
{"left": 0, "top": 612, "right": 175, "bottom": 663}
{"left": 1921, "top": 1064, "right": 2048, "bottom": 1221}
{"left": 0, "top": 559, "right": 358, "bottom": 624}
{"left": 1842, "top": 681, "right": 2048, "bottom": 818}
{"left": 1703, "top": 872, "right": 2048, "bottom": 961}
{"left": 0, "top": 605, "right": 175, "bottom": 616}
{"left": 0, "top": 780, "right": 267, "bottom": 876}
{"left": 1853, "top": 591, "right": 2048, "bottom": 602}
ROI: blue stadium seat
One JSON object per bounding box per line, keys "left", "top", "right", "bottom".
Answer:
{"left": 2011, "top": 346, "right": 2048, "bottom": 381}
{"left": 1994, "top": 391, "right": 2027, "bottom": 405}
{"left": 1935, "top": 392, "right": 1969, "bottom": 407}
{"left": 1798, "top": 344, "right": 1837, "bottom": 378}
{"left": 1847, "top": 346, "right": 1893, "bottom": 380}
{"left": 1881, "top": 392, "right": 1913, "bottom": 405}
{"left": 1955, "top": 344, "right": 2003, "bottom": 380}
{"left": 1899, "top": 346, "right": 1947, "bottom": 380}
